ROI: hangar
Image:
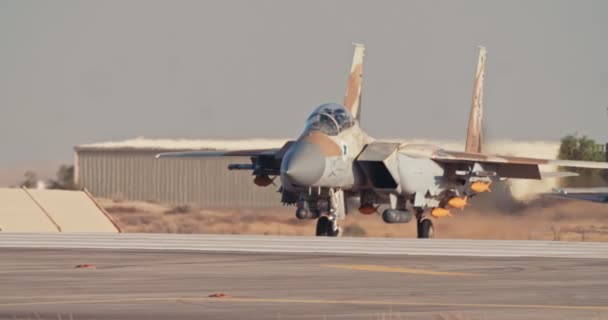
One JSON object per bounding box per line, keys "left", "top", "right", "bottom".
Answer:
{"left": 74, "top": 138, "right": 288, "bottom": 207}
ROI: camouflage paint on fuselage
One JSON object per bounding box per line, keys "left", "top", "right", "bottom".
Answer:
{"left": 281, "top": 106, "right": 372, "bottom": 192}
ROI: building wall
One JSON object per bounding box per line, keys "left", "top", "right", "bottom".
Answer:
{"left": 0, "top": 188, "right": 119, "bottom": 233}
{"left": 76, "top": 150, "right": 281, "bottom": 207}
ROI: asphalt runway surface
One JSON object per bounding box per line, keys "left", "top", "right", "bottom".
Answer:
{"left": 1, "top": 234, "right": 608, "bottom": 320}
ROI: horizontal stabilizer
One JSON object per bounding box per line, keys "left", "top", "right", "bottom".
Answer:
{"left": 547, "top": 160, "right": 608, "bottom": 169}
{"left": 553, "top": 187, "right": 608, "bottom": 194}
{"left": 430, "top": 150, "right": 608, "bottom": 180}
{"left": 545, "top": 188, "right": 608, "bottom": 203}
{"left": 540, "top": 171, "right": 579, "bottom": 179}
{"left": 433, "top": 150, "right": 608, "bottom": 169}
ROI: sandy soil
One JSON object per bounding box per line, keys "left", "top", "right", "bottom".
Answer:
{"left": 99, "top": 197, "right": 608, "bottom": 241}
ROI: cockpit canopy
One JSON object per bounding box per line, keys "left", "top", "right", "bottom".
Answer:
{"left": 304, "top": 103, "right": 355, "bottom": 136}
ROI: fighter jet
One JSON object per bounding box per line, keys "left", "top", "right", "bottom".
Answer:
{"left": 157, "top": 44, "right": 608, "bottom": 238}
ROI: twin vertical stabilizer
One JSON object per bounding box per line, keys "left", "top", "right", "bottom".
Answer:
{"left": 464, "top": 46, "right": 486, "bottom": 154}
{"left": 344, "top": 43, "right": 365, "bottom": 122}
{"left": 343, "top": 43, "right": 485, "bottom": 140}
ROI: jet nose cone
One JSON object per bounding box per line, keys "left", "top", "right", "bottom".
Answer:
{"left": 281, "top": 141, "right": 326, "bottom": 188}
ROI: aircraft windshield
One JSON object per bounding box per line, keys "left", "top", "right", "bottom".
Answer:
{"left": 304, "top": 103, "right": 354, "bottom": 136}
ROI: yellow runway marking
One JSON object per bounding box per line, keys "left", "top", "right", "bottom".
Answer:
{"left": 322, "top": 264, "right": 482, "bottom": 276}
{"left": 1, "top": 296, "right": 607, "bottom": 311}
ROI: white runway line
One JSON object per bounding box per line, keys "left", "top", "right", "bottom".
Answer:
{"left": 1, "top": 233, "right": 608, "bottom": 258}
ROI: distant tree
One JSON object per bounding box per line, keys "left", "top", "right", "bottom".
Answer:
{"left": 18, "top": 165, "right": 79, "bottom": 190}
{"left": 19, "top": 171, "right": 39, "bottom": 188}
{"left": 558, "top": 134, "right": 605, "bottom": 163}
{"left": 558, "top": 134, "right": 578, "bottom": 160}
{"left": 557, "top": 134, "right": 607, "bottom": 187}
{"left": 53, "top": 165, "right": 78, "bottom": 190}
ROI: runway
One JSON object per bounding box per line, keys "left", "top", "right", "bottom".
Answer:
{"left": 2, "top": 233, "right": 608, "bottom": 258}
{"left": 2, "top": 234, "right": 608, "bottom": 319}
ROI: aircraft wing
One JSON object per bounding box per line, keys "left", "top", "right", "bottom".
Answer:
{"left": 430, "top": 150, "right": 608, "bottom": 180}
{"left": 155, "top": 141, "right": 294, "bottom": 177}
{"left": 155, "top": 148, "right": 280, "bottom": 158}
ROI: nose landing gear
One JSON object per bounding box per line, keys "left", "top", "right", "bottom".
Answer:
{"left": 315, "top": 215, "right": 341, "bottom": 237}
{"left": 309, "top": 189, "right": 345, "bottom": 237}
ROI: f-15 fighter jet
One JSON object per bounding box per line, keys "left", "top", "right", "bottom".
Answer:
{"left": 157, "top": 44, "right": 608, "bottom": 238}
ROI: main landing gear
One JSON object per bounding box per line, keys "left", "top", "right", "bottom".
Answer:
{"left": 415, "top": 209, "right": 434, "bottom": 239}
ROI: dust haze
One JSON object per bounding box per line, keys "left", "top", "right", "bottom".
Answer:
{"left": 103, "top": 198, "right": 608, "bottom": 241}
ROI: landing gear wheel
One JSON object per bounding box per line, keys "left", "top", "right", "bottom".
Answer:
{"left": 328, "top": 224, "right": 341, "bottom": 237}
{"left": 316, "top": 216, "right": 329, "bottom": 236}
{"left": 417, "top": 219, "right": 434, "bottom": 239}
{"left": 315, "top": 216, "right": 341, "bottom": 237}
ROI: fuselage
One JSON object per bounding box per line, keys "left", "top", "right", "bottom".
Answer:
{"left": 280, "top": 103, "right": 372, "bottom": 192}
{"left": 280, "top": 103, "right": 462, "bottom": 210}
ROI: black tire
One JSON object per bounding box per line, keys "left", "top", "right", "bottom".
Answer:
{"left": 316, "top": 216, "right": 342, "bottom": 237}
{"left": 327, "top": 222, "right": 341, "bottom": 237}
{"left": 417, "top": 219, "right": 434, "bottom": 239}
{"left": 316, "top": 216, "right": 329, "bottom": 236}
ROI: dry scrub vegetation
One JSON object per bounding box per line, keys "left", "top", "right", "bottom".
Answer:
{"left": 99, "top": 197, "right": 608, "bottom": 241}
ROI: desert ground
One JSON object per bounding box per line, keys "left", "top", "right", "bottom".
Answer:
{"left": 99, "top": 196, "right": 608, "bottom": 242}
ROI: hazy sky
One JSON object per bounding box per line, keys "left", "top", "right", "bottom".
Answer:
{"left": 1, "top": 0, "right": 607, "bottom": 166}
